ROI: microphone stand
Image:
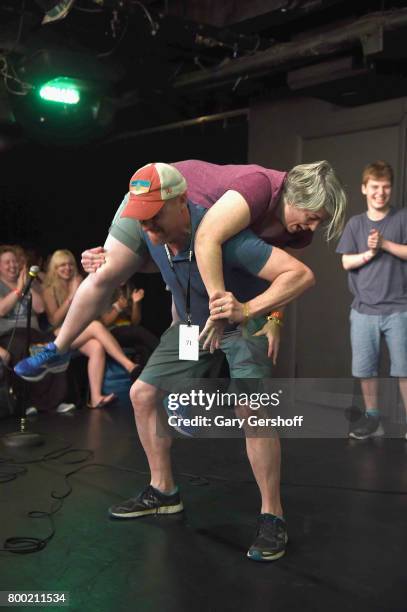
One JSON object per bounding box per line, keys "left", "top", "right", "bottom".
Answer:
{"left": 2, "top": 289, "right": 44, "bottom": 448}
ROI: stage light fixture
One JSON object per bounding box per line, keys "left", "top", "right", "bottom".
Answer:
{"left": 39, "top": 77, "right": 80, "bottom": 104}
{"left": 11, "top": 46, "right": 119, "bottom": 145}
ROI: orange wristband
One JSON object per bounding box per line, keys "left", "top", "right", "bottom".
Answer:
{"left": 269, "top": 310, "right": 284, "bottom": 320}
{"left": 267, "top": 311, "right": 284, "bottom": 326}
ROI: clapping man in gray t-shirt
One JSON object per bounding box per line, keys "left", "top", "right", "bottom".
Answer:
{"left": 337, "top": 161, "right": 407, "bottom": 439}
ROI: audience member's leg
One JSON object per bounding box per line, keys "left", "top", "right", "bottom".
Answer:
{"left": 384, "top": 312, "right": 407, "bottom": 436}
{"left": 76, "top": 338, "right": 114, "bottom": 408}
{"left": 360, "top": 378, "right": 379, "bottom": 412}
{"left": 398, "top": 379, "right": 407, "bottom": 418}
{"left": 349, "top": 310, "right": 382, "bottom": 439}
{"left": 70, "top": 321, "right": 137, "bottom": 374}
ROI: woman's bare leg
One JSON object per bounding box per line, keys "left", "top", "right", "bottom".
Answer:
{"left": 75, "top": 338, "right": 114, "bottom": 407}
{"left": 71, "top": 321, "right": 136, "bottom": 372}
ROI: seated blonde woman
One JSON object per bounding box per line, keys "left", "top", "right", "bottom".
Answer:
{"left": 43, "top": 250, "right": 139, "bottom": 408}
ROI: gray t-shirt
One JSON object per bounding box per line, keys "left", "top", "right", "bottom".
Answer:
{"left": 0, "top": 281, "right": 40, "bottom": 335}
{"left": 337, "top": 207, "right": 407, "bottom": 315}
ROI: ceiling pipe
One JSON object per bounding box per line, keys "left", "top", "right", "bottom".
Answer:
{"left": 173, "top": 7, "right": 407, "bottom": 93}
{"left": 105, "top": 107, "right": 248, "bottom": 141}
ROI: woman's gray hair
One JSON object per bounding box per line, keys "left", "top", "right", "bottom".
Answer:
{"left": 282, "top": 160, "right": 347, "bottom": 241}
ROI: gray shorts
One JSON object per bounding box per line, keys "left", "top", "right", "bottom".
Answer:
{"left": 350, "top": 308, "right": 407, "bottom": 377}
{"left": 138, "top": 321, "right": 272, "bottom": 388}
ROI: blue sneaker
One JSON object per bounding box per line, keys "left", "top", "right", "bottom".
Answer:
{"left": 14, "top": 342, "right": 71, "bottom": 381}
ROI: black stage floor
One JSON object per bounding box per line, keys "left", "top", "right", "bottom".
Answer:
{"left": 0, "top": 401, "right": 406, "bottom": 612}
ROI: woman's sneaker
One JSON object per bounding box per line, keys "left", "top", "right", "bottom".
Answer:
{"left": 109, "top": 485, "right": 184, "bottom": 519}
{"left": 14, "top": 343, "right": 71, "bottom": 381}
{"left": 247, "top": 514, "right": 288, "bottom": 562}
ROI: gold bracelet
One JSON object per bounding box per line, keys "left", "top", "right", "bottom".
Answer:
{"left": 242, "top": 302, "right": 250, "bottom": 324}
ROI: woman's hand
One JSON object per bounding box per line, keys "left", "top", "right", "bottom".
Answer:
{"left": 132, "top": 288, "right": 145, "bottom": 303}
{"left": 199, "top": 318, "right": 227, "bottom": 353}
{"left": 16, "top": 266, "right": 28, "bottom": 294}
{"left": 253, "top": 319, "right": 281, "bottom": 365}
{"left": 81, "top": 246, "right": 106, "bottom": 274}
{"left": 114, "top": 294, "right": 128, "bottom": 312}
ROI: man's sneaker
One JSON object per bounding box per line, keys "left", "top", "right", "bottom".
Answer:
{"left": 56, "top": 402, "right": 76, "bottom": 414}
{"left": 14, "top": 343, "right": 71, "bottom": 381}
{"left": 348, "top": 414, "right": 384, "bottom": 440}
{"left": 247, "top": 514, "right": 288, "bottom": 562}
{"left": 109, "top": 485, "right": 184, "bottom": 519}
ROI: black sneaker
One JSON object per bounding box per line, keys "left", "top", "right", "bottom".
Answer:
{"left": 108, "top": 485, "right": 184, "bottom": 519}
{"left": 247, "top": 514, "right": 288, "bottom": 562}
{"left": 348, "top": 414, "right": 384, "bottom": 440}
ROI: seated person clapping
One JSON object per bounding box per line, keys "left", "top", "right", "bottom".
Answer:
{"left": 100, "top": 282, "right": 158, "bottom": 367}
{"left": 43, "top": 250, "right": 140, "bottom": 408}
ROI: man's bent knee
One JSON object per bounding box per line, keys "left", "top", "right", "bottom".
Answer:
{"left": 130, "top": 380, "right": 161, "bottom": 416}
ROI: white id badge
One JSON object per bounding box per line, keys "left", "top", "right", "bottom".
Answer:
{"left": 179, "top": 324, "right": 200, "bottom": 361}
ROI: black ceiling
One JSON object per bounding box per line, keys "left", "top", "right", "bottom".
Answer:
{"left": 1, "top": 0, "right": 407, "bottom": 145}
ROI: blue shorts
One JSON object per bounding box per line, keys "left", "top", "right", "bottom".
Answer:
{"left": 350, "top": 309, "right": 407, "bottom": 378}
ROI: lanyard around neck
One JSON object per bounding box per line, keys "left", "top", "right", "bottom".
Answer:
{"left": 164, "top": 244, "right": 193, "bottom": 326}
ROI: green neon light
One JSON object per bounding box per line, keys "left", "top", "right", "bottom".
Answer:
{"left": 39, "top": 78, "right": 80, "bottom": 104}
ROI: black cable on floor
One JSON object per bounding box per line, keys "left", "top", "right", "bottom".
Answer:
{"left": 1, "top": 446, "right": 406, "bottom": 555}
{"left": 0, "top": 446, "right": 93, "bottom": 554}
{"left": 0, "top": 457, "right": 27, "bottom": 483}
{"left": 181, "top": 470, "right": 407, "bottom": 495}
